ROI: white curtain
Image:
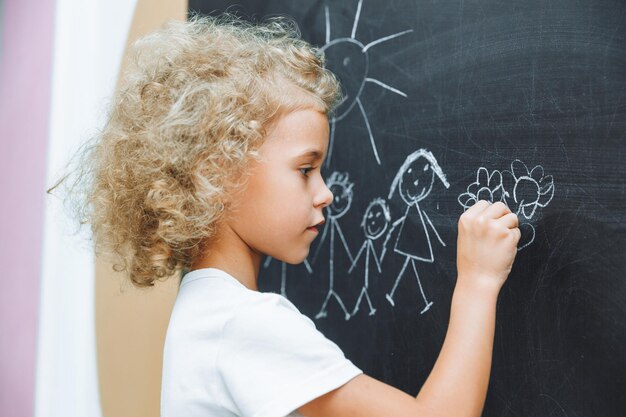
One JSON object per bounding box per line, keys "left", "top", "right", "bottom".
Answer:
{"left": 36, "top": 1, "right": 137, "bottom": 416}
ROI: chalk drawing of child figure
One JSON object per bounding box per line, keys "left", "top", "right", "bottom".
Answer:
{"left": 262, "top": 256, "right": 313, "bottom": 298}
{"left": 348, "top": 198, "right": 391, "bottom": 317}
{"left": 384, "top": 149, "right": 450, "bottom": 314}
{"left": 312, "top": 172, "right": 355, "bottom": 320}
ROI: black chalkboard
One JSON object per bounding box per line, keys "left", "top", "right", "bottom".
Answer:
{"left": 190, "top": 1, "right": 626, "bottom": 415}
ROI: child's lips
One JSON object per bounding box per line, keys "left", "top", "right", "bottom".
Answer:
{"left": 307, "top": 219, "right": 324, "bottom": 233}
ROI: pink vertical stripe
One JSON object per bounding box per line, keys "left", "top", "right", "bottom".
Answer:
{"left": 0, "top": 0, "right": 55, "bottom": 416}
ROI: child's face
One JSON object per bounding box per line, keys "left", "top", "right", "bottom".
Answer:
{"left": 227, "top": 108, "right": 333, "bottom": 264}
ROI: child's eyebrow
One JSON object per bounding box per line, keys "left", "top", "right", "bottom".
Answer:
{"left": 294, "top": 149, "right": 325, "bottom": 161}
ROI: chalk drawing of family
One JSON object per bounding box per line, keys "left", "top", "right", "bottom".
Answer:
{"left": 270, "top": 152, "right": 555, "bottom": 321}
{"left": 308, "top": 149, "right": 450, "bottom": 320}
{"left": 255, "top": 0, "right": 555, "bottom": 321}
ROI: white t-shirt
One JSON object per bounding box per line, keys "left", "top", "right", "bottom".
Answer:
{"left": 161, "top": 267, "right": 362, "bottom": 417}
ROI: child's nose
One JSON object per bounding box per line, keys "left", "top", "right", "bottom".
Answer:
{"left": 317, "top": 183, "right": 334, "bottom": 208}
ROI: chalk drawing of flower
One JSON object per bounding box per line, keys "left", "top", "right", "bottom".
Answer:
{"left": 503, "top": 160, "right": 555, "bottom": 220}
{"left": 458, "top": 167, "right": 507, "bottom": 210}
{"left": 459, "top": 160, "right": 555, "bottom": 251}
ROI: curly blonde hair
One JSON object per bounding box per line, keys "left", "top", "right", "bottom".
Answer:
{"left": 53, "top": 15, "right": 341, "bottom": 287}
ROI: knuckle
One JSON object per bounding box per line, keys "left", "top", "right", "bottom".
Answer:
{"left": 459, "top": 211, "right": 472, "bottom": 225}
{"left": 488, "top": 221, "right": 500, "bottom": 234}
{"left": 493, "top": 201, "right": 506, "bottom": 209}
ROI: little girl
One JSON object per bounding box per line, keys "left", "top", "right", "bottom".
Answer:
{"left": 65, "top": 15, "right": 520, "bottom": 417}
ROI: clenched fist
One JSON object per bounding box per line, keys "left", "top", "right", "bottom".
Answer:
{"left": 457, "top": 200, "right": 520, "bottom": 294}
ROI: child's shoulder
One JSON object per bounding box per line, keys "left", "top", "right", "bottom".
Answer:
{"left": 176, "top": 267, "right": 302, "bottom": 322}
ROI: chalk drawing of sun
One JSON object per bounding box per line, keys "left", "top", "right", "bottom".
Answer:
{"left": 322, "top": 0, "right": 412, "bottom": 166}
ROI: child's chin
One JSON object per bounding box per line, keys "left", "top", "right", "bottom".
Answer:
{"left": 282, "top": 250, "right": 310, "bottom": 265}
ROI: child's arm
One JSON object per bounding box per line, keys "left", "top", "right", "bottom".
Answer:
{"left": 299, "top": 200, "right": 520, "bottom": 417}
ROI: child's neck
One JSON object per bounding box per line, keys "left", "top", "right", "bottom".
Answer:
{"left": 191, "top": 224, "right": 262, "bottom": 291}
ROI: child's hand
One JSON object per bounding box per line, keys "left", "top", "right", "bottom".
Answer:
{"left": 456, "top": 200, "right": 520, "bottom": 294}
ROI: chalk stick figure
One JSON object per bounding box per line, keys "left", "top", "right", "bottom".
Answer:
{"left": 349, "top": 197, "right": 390, "bottom": 317}
{"left": 383, "top": 149, "right": 450, "bottom": 314}
{"left": 262, "top": 256, "right": 313, "bottom": 298}
{"left": 312, "top": 172, "right": 355, "bottom": 320}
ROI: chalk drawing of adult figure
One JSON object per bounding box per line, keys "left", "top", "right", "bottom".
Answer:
{"left": 348, "top": 198, "right": 390, "bottom": 316}
{"left": 384, "top": 149, "right": 450, "bottom": 314}
{"left": 312, "top": 172, "right": 355, "bottom": 320}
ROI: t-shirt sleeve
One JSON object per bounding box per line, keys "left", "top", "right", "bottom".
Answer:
{"left": 215, "top": 294, "right": 362, "bottom": 417}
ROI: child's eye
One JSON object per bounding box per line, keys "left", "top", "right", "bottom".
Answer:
{"left": 300, "top": 167, "right": 313, "bottom": 177}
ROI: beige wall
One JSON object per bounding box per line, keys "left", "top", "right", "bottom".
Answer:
{"left": 95, "top": 1, "right": 187, "bottom": 417}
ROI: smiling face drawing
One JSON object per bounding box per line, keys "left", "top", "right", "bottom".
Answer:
{"left": 327, "top": 172, "right": 354, "bottom": 219}
{"left": 361, "top": 198, "right": 390, "bottom": 240}
{"left": 389, "top": 149, "right": 450, "bottom": 205}
{"left": 398, "top": 156, "right": 436, "bottom": 204}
